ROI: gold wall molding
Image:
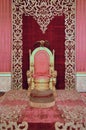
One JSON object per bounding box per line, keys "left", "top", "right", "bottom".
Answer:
{"left": 12, "top": 0, "right": 76, "bottom": 89}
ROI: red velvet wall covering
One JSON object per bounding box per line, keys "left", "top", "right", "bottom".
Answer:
{"left": 22, "top": 15, "right": 65, "bottom": 89}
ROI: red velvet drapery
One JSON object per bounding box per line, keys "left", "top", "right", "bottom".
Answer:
{"left": 22, "top": 15, "right": 65, "bottom": 89}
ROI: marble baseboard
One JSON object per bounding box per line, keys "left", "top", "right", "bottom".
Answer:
{"left": 0, "top": 72, "right": 11, "bottom": 92}
{"left": 76, "top": 72, "right": 86, "bottom": 92}
{"left": 0, "top": 72, "right": 86, "bottom": 92}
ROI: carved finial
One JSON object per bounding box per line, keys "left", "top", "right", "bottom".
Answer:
{"left": 34, "top": 40, "right": 49, "bottom": 47}
{"left": 40, "top": 40, "right": 45, "bottom": 47}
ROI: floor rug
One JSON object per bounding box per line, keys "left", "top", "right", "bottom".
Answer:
{"left": 0, "top": 89, "right": 86, "bottom": 130}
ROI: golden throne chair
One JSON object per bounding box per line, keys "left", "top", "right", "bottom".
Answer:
{"left": 27, "top": 40, "right": 57, "bottom": 108}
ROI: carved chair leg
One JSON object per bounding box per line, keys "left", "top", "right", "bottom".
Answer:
{"left": 49, "top": 78, "right": 53, "bottom": 90}
{"left": 31, "top": 78, "right": 35, "bottom": 89}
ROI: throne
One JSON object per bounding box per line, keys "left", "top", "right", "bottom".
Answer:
{"left": 27, "top": 40, "right": 57, "bottom": 108}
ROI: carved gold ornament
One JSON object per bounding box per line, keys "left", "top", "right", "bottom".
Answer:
{"left": 12, "top": 0, "right": 76, "bottom": 89}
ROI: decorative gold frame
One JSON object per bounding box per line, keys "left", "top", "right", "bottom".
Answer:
{"left": 12, "top": 0, "right": 76, "bottom": 89}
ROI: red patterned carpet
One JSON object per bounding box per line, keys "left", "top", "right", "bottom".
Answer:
{"left": 0, "top": 89, "right": 86, "bottom": 130}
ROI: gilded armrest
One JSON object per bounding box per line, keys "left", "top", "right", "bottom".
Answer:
{"left": 27, "top": 70, "right": 35, "bottom": 90}
{"left": 26, "top": 70, "right": 32, "bottom": 86}
{"left": 52, "top": 70, "right": 57, "bottom": 86}
{"left": 49, "top": 70, "right": 57, "bottom": 90}
{"left": 27, "top": 70, "right": 33, "bottom": 78}
{"left": 51, "top": 70, "right": 57, "bottom": 78}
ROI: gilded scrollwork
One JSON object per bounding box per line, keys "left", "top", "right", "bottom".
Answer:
{"left": 0, "top": 121, "right": 28, "bottom": 130}
{"left": 12, "top": 0, "right": 75, "bottom": 89}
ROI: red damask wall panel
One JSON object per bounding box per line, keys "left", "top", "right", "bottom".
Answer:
{"left": 0, "top": 0, "right": 11, "bottom": 72}
{"left": 76, "top": 0, "right": 86, "bottom": 72}
{"left": 22, "top": 15, "right": 65, "bottom": 89}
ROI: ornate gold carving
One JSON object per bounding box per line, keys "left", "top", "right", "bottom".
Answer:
{"left": 55, "top": 121, "right": 86, "bottom": 130}
{"left": 34, "top": 40, "right": 49, "bottom": 47}
{"left": 0, "top": 121, "right": 28, "bottom": 130}
{"left": 12, "top": 0, "right": 75, "bottom": 89}
{"left": 27, "top": 46, "right": 57, "bottom": 91}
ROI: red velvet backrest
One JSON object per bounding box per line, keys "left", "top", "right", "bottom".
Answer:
{"left": 34, "top": 50, "right": 50, "bottom": 76}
